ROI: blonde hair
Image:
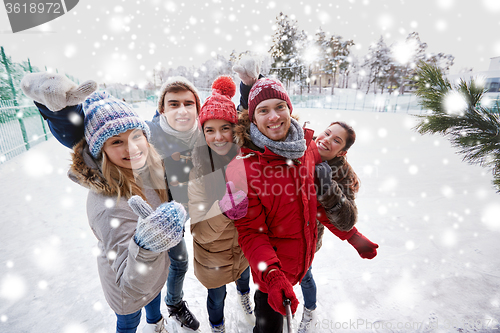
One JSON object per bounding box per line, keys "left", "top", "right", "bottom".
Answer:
{"left": 101, "top": 143, "right": 169, "bottom": 204}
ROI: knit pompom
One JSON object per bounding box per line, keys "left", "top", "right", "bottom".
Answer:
{"left": 212, "top": 75, "right": 236, "bottom": 98}
{"left": 199, "top": 76, "right": 238, "bottom": 126}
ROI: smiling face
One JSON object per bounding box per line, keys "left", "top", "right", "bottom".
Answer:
{"left": 162, "top": 90, "right": 198, "bottom": 132}
{"left": 252, "top": 98, "right": 291, "bottom": 142}
{"left": 315, "top": 123, "right": 349, "bottom": 161}
{"left": 102, "top": 129, "right": 149, "bottom": 169}
{"left": 203, "top": 119, "right": 234, "bottom": 156}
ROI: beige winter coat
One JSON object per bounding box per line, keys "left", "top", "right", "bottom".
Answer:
{"left": 187, "top": 153, "right": 249, "bottom": 290}
{"left": 69, "top": 140, "right": 170, "bottom": 315}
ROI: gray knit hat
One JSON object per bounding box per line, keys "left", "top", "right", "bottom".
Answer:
{"left": 157, "top": 76, "right": 201, "bottom": 115}
{"left": 84, "top": 91, "right": 151, "bottom": 158}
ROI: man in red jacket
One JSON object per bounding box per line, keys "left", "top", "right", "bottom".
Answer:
{"left": 226, "top": 78, "right": 372, "bottom": 333}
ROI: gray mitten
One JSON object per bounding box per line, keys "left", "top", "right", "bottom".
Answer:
{"left": 21, "top": 72, "right": 97, "bottom": 111}
{"left": 318, "top": 181, "right": 344, "bottom": 211}
{"left": 128, "top": 196, "right": 186, "bottom": 253}
{"left": 315, "top": 161, "right": 333, "bottom": 196}
{"left": 233, "top": 55, "right": 261, "bottom": 86}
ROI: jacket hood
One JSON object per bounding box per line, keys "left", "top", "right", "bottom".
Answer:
{"left": 234, "top": 108, "right": 301, "bottom": 149}
{"left": 68, "top": 139, "right": 117, "bottom": 196}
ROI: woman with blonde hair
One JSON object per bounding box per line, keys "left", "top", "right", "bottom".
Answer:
{"left": 68, "top": 91, "right": 186, "bottom": 333}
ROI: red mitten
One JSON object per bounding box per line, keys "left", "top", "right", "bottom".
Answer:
{"left": 264, "top": 269, "right": 299, "bottom": 316}
{"left": 347, "top": 230, "right": 379, "bottom": 259}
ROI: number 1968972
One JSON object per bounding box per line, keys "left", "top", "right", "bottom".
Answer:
{"left": 5, "top": 2, "right": 62, "bottom": 14}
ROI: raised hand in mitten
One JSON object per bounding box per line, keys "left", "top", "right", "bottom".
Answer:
{"left": 128, "top": 196, "right": 187, "bottom": 253}
{"left": 264, "top": 269, "right": 299, "bottom": 316}
{"left": 21, "top": 72, "right": 97, "bottom": 111}
{"left": 315, "top": 161, "right": 333, "bottom": 196}
{"left": 233, "top": 55, "right": 261, "bottom": 86}
{"left": 218, "top": 181, "right": 248, "bottom": 220}
{"left": 347, "top": 229, "right": 379, "bottom": 259}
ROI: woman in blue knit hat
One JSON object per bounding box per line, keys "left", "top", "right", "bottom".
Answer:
{"left": 68, "top": 91, "right": 185, "bottom": 333}
{"left": 21, "top": 72, "right": 202, "bottom": 331}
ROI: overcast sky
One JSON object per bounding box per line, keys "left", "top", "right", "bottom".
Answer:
{"left": 1, "top": 0, "right": 499, "bottom": 87}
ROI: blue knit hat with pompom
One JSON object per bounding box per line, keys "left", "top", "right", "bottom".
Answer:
{"left": 83, "top": 91, "right": 151, "bottom": 158}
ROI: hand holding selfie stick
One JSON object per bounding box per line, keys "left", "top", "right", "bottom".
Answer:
{"left": 284, "top": 298, "right": 293, "bottom": 333}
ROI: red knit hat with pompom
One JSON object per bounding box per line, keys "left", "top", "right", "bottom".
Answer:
{"left": 199, "top": 76, "right": 238, "bottom": 127}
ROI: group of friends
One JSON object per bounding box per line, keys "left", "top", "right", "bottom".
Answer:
{"left": 21, "top": 56, "right": 379, "bottom": 333}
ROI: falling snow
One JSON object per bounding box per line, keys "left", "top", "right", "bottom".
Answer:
{"left": 1, "top": 0, "right": 498, "bottom": 86}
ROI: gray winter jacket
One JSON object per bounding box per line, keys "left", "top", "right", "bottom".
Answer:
{"left": 69, "top": 139, "right": 170, "bottom": 315}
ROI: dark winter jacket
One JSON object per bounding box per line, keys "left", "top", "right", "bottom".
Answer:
{"left": 237, "top": 74, "right": 265, "bottom": 111}
{"left": 225, "top": 110, "right": 337, "bottom": 293}
{"left": 34, "top": 101, "right": 84, "bottom": 148}
{"left": 315, "top": 156, "right": 359, "bottom": 251}
{"left": 68, "top": 139, "right": 170, "bottom": 315}
{"left": 146, "top": 115, "right": 199, "bottom": 207}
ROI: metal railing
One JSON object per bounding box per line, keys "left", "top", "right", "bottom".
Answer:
{"left": 290, "top": 91, "right": 500, "bottom": 114}
{"left": 290, "top": 92, "right": 425, "bottom": 114}
{"left": 0, "top": 99, "right": 52, "bottom": 164}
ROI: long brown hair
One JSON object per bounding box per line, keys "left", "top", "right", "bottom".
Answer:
{"left": 328, "top": 121, "right": 360, "bottom": 194}
{"left": 101, "top": 143, "right": 169, "bottom": 203}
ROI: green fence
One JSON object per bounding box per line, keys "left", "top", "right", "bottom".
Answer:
{"left": 290, "top": 91, "right": 500, "bottom": 114}
{"left": 0, "top": 99, "right": 52, "bottom": 164}
{"left": 290, "top": 92, "right": 425, "bottom": 114}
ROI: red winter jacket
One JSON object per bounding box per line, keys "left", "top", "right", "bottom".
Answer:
{"left": 226, "top": 112, "right": 343, "bottom": 293}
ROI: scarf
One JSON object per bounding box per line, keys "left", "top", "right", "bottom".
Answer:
{"left": 250, "top": 118, "right": 306, "bottom": 159}
{"left": 160, "top": 114, "right": 200, "bottom": 148}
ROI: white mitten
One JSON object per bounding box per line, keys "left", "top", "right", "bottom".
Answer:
{"left": 233, "top": 55, "right": 261, "bottom": 86}
{"left": 21, "top": 72, "right": 97, "bottom": 111}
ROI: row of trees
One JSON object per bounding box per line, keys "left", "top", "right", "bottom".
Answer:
{"left": 145, "top": 12, "right": 455, "bottom": 97}
{"left": 268, "top": 12, "right": 455, "bottom": 95}
{"left": 0, "top": 44, "right": 245, "bottom": 103}
{"left": 269, "top": 13, "right": 355, "bottom": 95}
{"left": 145, "top": 53, "right": 234, "bottom": 91}
{"left": 1, "top": 10, "right": 458, "bottom": 102}
{"left": 145, "top": 51, "right": 273, "bottom": 91}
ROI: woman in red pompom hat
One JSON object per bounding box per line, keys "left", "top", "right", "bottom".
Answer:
{"left": 189, "top": 76, "right": 254, "bottom": 331}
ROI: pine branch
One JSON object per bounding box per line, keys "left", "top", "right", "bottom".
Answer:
{"left": 456, "top": 77, "right": 485, "bottom": 107}
{"left": 414, "top": 61, "right": 452, "bottom": 115}
{"left": 413, "top": 61, "right": 500, "bottom": 193}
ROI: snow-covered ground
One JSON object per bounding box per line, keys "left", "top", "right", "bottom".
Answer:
{"left": 1, "top": 106, "right": 499, "bottom": 333}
